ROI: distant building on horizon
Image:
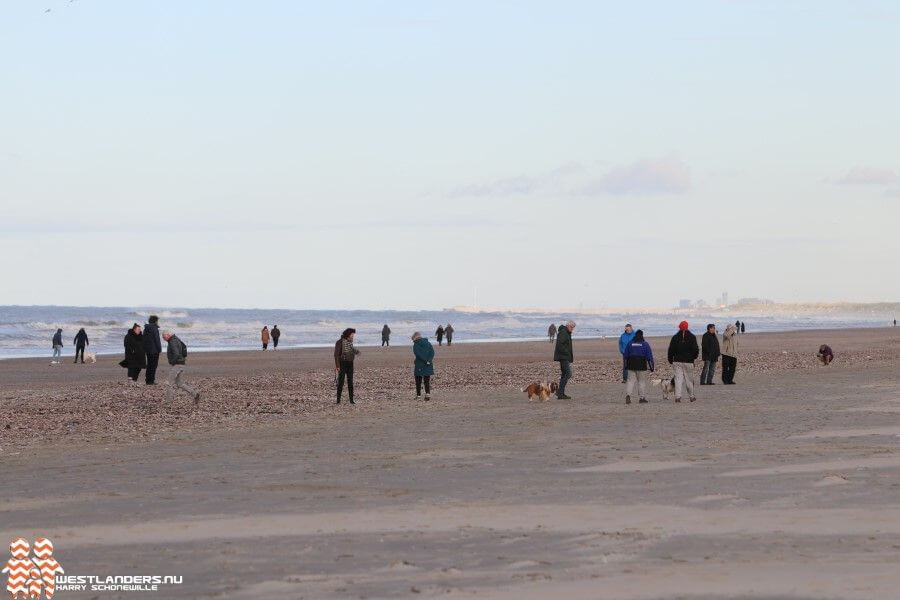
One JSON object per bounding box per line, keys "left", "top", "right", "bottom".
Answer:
{"left": 678, "top": 299, "right": 692, "bottom": 309}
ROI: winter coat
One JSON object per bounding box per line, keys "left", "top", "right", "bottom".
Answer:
{"left": 166, "top": 334, "right": 187, "bottom": 365}
{"left": 413, "top": 337, "right": 435, "bottom": 376}
{"left": 52, "top": 330, "right": 63, "bottom": 347}
{"left": 667, "top": 330, "right": 699, "bottom": 364}
{"left": 121, "top": 330, "right": 147, "bottom": 368}
{"left": 553, "top": 325, "right": 574, "bottom": 362}
{"left": 548, "top": 324, "right": 557, "bottom": 336}
{"left": 271, "top": 327, "right": 281, "bottom": 340}
{"left": 722, "top": 325, "right": 739, "bottom": 357}
{"left": 143, "top": 322, "right": 162, "bottom": 354}
{"left": 624, "top": 339, "right": 654, "bottom": 371}
{"left": 334, "top": 338, "right": 359, "bottom": 368}
{"left": 74, "top": 329, "right": 89, "bottom": 348}
{"left": 381, "top": 325, "right": 391, "bottom": 341}
{"left": 261, "top": 328, "right": 270, "bottom": 343}
{"left": 445, "top": 325, "right": 454, "bottom": 340}
{"left": 436, "top": 326, "right": 445, "bottom": 340}
{"left": 701, "top": 331, "right": 721, "bottom": 361}
{"left": 618, "top": 330, "right": 636, "bottom": 354}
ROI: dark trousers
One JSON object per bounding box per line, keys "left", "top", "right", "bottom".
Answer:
{"left": 382, "top": 339, "right": 389, "bottom": 347}
{"left": 446, "top": 336, "right": 452, "bottom": 346}
{"left": 415, "top": 375, "right": 431, "bottom": 395}
{"left": 145, "top": 353, "right": 160, "bottom": 384}
{"left": 127, "top": 367, "right": 142, "bottom": 381}
{"left": 557, "top": 360, "right": 572, "bottom": 396}
{"left": 700, "top": 359, "right": 717, "bottom": 384}
{"left": 337, "top": 360, "right": 354, "bottom": 401}
{"left": 74, "top": 345, "right": 85, "bottom": 363}
{"left": 721, "top": 355, "right": 737, "bottom": 383}
{"left": 273, "top": 338, "right": 279, "bottom": 348}
{"left": 262, "top": 342, "right": 268, "bottom": 350}
{"left": 437, "top": 337, "right": 443, "bottom": 346}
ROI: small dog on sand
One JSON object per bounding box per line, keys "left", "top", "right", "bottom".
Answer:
{"left": 84, "top": 352, "right": 97, "bottom": 363}
{"left": 650, "top": 377, "right": 675, "bottom": 400}
{"left": 522, "top": 381, "right": 558, "bottom": 402}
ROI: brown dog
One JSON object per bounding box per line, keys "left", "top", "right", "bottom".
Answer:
{"left": 522, "top": 381, "right": 558, "bottom": 401}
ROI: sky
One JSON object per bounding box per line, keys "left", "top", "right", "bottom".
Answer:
{"left": 2, "top": 0, "right": 899, "bottom": 310}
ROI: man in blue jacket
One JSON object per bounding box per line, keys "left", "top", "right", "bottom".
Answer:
{"left": 618, "top": 324, "right": 636, "bottom": 383}
{"left": 624, "top": 329, "right": 654, "bottom": 404}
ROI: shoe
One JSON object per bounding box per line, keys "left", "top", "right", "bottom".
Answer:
{"left": 415, "top": 395, "right": 421, "bottom": 400}
{"left": 349, "top": 398, "right": 355, "bottom": 404}
{"left": 625, "top": 395, "right": 631, "bottom": 405}
{"left": 689, "top": 397, "right": 696, "bottom": 402}
{"left": 336, "top": 399, "right": 341, "bottom": 404}
{"left": 675, "top": 397, "right": 681, "bottom": 403}
{"left": 193, "top": 392, "right": 201, "bottom": 404}
{"left": 699, "top": 382, "right": 706, "bottom": 386}
{"left": 639, "top": 398, "right": 648, "bottom": 403}
{"left": 707, "top": 382, "right": 715, "bottom": 386}
{"left": 557, "top": 394, "right": 572, "bottom": 400}
{"left": 424, "top": 395, "right": 430, "bottom": 401}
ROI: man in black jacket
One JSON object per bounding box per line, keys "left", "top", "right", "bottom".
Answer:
{"left": 143, "top": 315, "right": 163, "bottom": 385}
{"left": 667, "top": 320, "right": 699, "bottom": 402}
{"left": 553, "top": 320, "right": 575, "bottom": 399}
{"left": 700, "top": 324, "right": 720, "bottom": 385}
{"left": 73, "top": 328, "right": 89, "bottom": 364}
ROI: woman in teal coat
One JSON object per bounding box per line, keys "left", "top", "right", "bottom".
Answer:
{"left": 412, "top": 331, "right": 435, "bottom": 401}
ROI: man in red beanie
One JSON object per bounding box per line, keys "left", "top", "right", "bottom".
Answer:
{"left": 667, "top": 320, "right": 699, "bottom": 402}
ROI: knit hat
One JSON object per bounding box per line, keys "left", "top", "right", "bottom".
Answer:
{"left": 678, "top": 320, "right": 689, "bottom": 331}
{"left": 411, "top": 331, "right": 421, "bottom": 341}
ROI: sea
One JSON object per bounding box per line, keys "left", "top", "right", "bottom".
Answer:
{"left": 0, "top": 305, "right": 893, "bottom": 359}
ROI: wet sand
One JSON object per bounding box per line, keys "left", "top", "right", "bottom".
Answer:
{"left": 2, "top": 328, "right": 900, "bottom": 598}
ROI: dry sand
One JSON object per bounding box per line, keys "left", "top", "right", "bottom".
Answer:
{"left": 1, "top": 327, "right": 899, "bottom": 598}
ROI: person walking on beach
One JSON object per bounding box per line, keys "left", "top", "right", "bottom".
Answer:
{"left": 334, "top": 328, "right": 360, "bottom": 404}
{"left": 618, "top": 324, "right": 636, "bottom": 383}
{"left": 740, "top": 321, "right": 745, "bottom": 334}
{"left": 120, "top": 324, "right": 146, "bottom": 382}
{"left": 436, "top": 325, "right": 445, "bottom": 346}
{"left": 445, "top": 324, "right": 454, "bottom": 346}
{"left": 624, "top": 329, "right": 654, "bottom": 404}
{"left": 817, "top": 344, "right": 834, "bottom": 365}
{"left": 554, "top": 320, "right": 575, "bottom": 400}
{"left": 548, "top": 323, "right": 557, "bottom": 343}
{"left": 735, "top": 320, "right": 740, "bottom": 333}
{"left": 143, "top": 315, "right": 162, "bottom": 385}
{"left": 721, "top": 323, "right": 739, "bottom": 384}
{"left": 271, "top": 325, "right": 281, "bottom": 350}
{"left": 700, "top": 324, "right": 720, "bottom": 385}
{"left": 381, "top": 324, "right": 391, "bottom": 347}
{"left": 411, "top": 332, "right": 435, "bottom": 400}
{"left": 163, "top": 329, "right": 200, "bottom": 404}
{"left": 261, "top": 326, "right": 270, "bottom": 350}
{"left": 667, "top": 320, "right": 698, "bottom": 402}
{"left": 73, "top": 328, "right": 89, "bottom": 364}
{"left": 51, "top": 328, "right": 63, "bottom": 363}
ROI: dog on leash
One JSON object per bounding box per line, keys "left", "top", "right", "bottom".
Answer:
{"left": 522, "top": 381, "right": 558, "bottom": 402}
{"left": 650, "top": 376, "right": 676, "bottom": 400}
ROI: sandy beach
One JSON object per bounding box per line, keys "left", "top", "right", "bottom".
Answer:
{"left": 2, "top": 327, "right": 900, "bottom": 598}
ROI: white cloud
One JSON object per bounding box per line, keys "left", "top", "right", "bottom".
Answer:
{"left": 448, "top": 162, "right": 585, "bottom": 198}
{"left": 581, "top": 156, "right": 691, "bottom": 196}
{"left": 836, "top": 166, "right": 899, "bottom": 185}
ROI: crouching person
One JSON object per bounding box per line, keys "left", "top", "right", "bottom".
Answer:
{"left": 163, "top": 330, "right": 200, "bottom": 405}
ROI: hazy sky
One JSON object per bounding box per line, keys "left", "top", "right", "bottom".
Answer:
{"left": 2, "top": 1, "right": 898, "bottom": 310}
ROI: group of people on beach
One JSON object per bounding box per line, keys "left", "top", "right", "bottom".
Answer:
{"left": 49, "top": 327, "right": 91, "bottom": 364}
{"left": 117, "top": 316, "right": 200, "bottom": 404}
{"left": 260, "top": 325, "right": 281, "bottom": 350}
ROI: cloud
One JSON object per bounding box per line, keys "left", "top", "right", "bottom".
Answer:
{"left": 582, "top": 156, "right": 691, "bottom": 195}
{"left": 448, "top": 162, "right": 585, "bottom": 198}
{"left": 835, "top": 166, "right": 899, "bottom": 185}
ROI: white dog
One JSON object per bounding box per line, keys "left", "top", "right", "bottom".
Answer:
{"left": 650, "top": 376, "right": 676, "bottom": 401}
{"left": 84, "top": 352, "right": 97, "bottom": 364}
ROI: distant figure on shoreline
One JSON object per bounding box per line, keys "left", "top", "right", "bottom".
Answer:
{"left": 73, "top": 327, "right": 89, "bottom": 364}
{"left": 51, "top": 328, "right": 63, "bottom": 364}
{"left": 624, "top": 329, "right": 654, "bottom": 404}
{"left": 382, "top": 324, "right": 391, "bottom": 347}
{"left": 163, "top": 329, "right": 200, "bottom": 404}
{"left": 334, "top": 328, "right": 360, "bottom": 404}
{"left": 261, "top": 326, "right": 270, "bottom": 351}
{"left": 271, "top": 325, "right": 281, "bottom": 350}
{"left": 445, "top": 324, "right": 454, "bottom": 346}
{"left": 618, "top": 324, "right": 636, "bottom": 383}
{"left": 553, "top": 320, "right": 575, "bottom": 400}
{"left": 548, "top": 323, "right": 557, "bottom": 343}
{"left": 700, "top": 324, "right": 720, "bottom": 385}
{"left": 740, "top": 321, "right": 746, "bottom": 334}
{"left": 667, "top": 321, "right": 698, "bottom": 402}
{"left": 435, "top": 325, "right": 445, "bottom": 346}
{"left": 412, "top": 331, "right": 434, "bottom": 401}
{"left": 817, "top": 344, "right": 834, "bottom": 365}
{"left": 120, "top": 323, "right": 146, "bottom": 382}
{"left": 735, "top": 320, "right": 740, "bottom": 333}
{"left": 721, "top": 323, "right": 739, "bottom": 384}
{"left": 143, "top": 315, "right": 162, "bottom": 385}
{"left": 894, "top": 319, "right": 897, "bottom": 327}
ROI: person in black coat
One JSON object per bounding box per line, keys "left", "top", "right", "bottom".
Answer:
{"left": 120, "top": 323, "right": 147, "bottom": 382}
{"left": 143, "top": 315, "right": 162, "bottom": 384}
{"left": 700, "top": 324, "right": 720, "bottom": 385}
{"left": 73, "top": 328, "right": 89, "bottom": 364}
{"left": 667, "top": 321, "right": 699, "bottom": 402}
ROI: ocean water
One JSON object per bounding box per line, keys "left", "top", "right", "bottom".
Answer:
{"left": 0, "top": 305, "right": 892, "bottom": 359}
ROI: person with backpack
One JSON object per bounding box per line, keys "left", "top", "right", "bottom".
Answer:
{"left": 623, "top": 329, "right": 654, "bottom": 404}
{"left": 411, "top": 332, "right": 435, "bottom": 400}
{"left": 334, "top": 328, "right": 360, "bottom": 404}
{"left": 700, "top": 324, "right": 720, "bottom": 385}
{"left": 271, "top": 325, "right": 281, "bottom": 350}
{"left": 553, "top": 320, "right": 576, "bottom": 399}
{"left": 667, "top": 320, "right": 699, "bottom": 402}
{"left": 51, "top": 328, "right": 63, "bottom": 364}
{"left": 162, "top": 330, "right": 200, "bottom": 404}
{"left": 73, "top": 328, "right": 89, "bottom": 364}
{"left": 143, "top": 315, "right": 162, "bottom": 384}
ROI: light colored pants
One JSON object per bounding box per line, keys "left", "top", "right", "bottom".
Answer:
{"left": 625, "top": 369, "right": 648, "bottom": 399}
{"left": 673, "top": 362, "right": 695, "bottom": 399}
{"left": 166, "top": 365, "right": 198, "bottom": 403}
{"left": 52, "top": 345, "right": 62, "bottom": 360}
